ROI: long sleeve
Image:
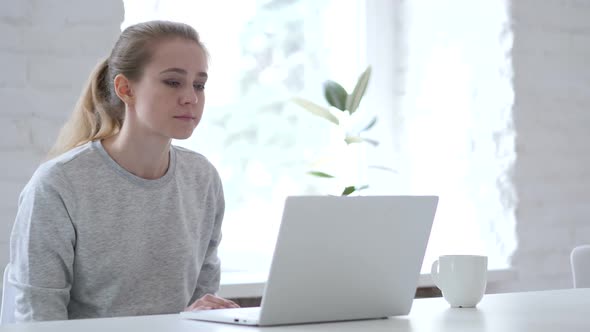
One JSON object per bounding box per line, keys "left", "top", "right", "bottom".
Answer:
{"left": 9, "top": 167, "right": 76, "bottom": 322}
{"left": 9, "top": 142, "right": 225, "bottom": 320}
{"left": 191, "top": 176, "right": 224, "bottom": 301}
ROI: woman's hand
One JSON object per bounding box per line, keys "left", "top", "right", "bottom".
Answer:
{"left": 185, "top": 294, "right": 240, "bottom": 311}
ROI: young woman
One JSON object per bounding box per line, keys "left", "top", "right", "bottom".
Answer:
{"left": 9, "top": 20, "right": 238, "bottom": 322}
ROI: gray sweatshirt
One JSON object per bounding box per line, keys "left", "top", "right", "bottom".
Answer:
{"left": 9, "top": 140, "right": 224, "bottom": 322}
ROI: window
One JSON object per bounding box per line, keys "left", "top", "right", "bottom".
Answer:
{"left": 122, "top": 0, "right": 516, "bottom": 274}
{"left": 385, "top": 0, "right": 516, "bottom": 270}
{"left": 122, "top": 0, "right": 366, "bottom": 273}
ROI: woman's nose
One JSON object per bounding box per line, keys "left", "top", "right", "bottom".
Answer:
{"left": 181, "top": 88, "right": 198, "bottom": 105}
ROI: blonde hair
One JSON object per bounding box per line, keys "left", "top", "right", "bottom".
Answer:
{"left": 47, "top": 20, "right": 207, "bottom": 159}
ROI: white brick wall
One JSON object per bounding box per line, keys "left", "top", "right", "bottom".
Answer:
{"left": 498, "top": 0, "right": 590, "bottom": 292}
{"left": 0, "top": 0, "right": 123, "bottom": 277}
{"left": 0, "top": 0, "right": 588, "bottom": 298}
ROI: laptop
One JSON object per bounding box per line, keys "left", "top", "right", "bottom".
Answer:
{"left": 181, "top": 195, "right": 438, "bottom": 326}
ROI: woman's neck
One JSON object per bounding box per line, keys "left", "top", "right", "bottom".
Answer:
{"left": 101, "top": 130, "right": 171, "bottom": 180}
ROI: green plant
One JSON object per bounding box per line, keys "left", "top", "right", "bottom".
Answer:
{"left": 293, "top": 66, "right": 386, "bottom": 196}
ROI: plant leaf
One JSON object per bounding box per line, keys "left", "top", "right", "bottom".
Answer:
{"left": 344, "top": 136, "right": 363, "bottom": 144}
{"left": 368, "top": 165, "right": 397, "bottom": 173}
{"left": 344, "top": 136, "right": 379, "bottom": 146}
{"left": 341, "top": 185, "right": 369, "bottom": 196}
{"left": 292, "top": 97, "right": 339, "bottom": 125}
{"left": 323, "top": 80, "right": 348, "bottom": 112}
{"left": 346, "top": 66, "right": 372, "bottom": 114}
{"left": 361, "top": 138, "right": 379, "bottom": 146}
{"left": 356, "top": 185, "right": 369, "bottom": 191}
{"left": 361, "top": 117, "right": 377, "bottom": 132}
{"left": 341, "top": 186, "right": 356, "bottom": 196}
{"left": 308, "top": 171, "right": 335, "bottom": 178}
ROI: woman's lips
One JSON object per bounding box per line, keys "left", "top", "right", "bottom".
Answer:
{"left": 174, "top": 115, "right": 195, "bottom": 121}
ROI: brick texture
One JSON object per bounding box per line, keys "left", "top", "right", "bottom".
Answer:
{"left": 0, "top": 0, "right": 123, "bottom": 278}
{"left": 510, "top": 0, "right": 590, "bottom": 291}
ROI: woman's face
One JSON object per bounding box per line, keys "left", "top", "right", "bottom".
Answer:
{"left": 127, "top": 38, "right": 208, "bottom": 140}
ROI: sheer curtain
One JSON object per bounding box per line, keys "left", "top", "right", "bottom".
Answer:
{"left": 373, "top": 0, "right": 517, "bottom": 270}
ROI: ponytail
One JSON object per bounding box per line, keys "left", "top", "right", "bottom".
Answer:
{"left": 46, "top": 58, "right": 124, "bottom": 160}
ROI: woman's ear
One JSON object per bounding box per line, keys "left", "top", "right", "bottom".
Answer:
{"left": 114, "top": 74, "right": 135, "bottom": 105}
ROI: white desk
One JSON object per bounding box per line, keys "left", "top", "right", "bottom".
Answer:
{"left": 1, "top": 288, "right": 588, "bottom": 331}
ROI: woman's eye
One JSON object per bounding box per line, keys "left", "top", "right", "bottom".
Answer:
{"left": 164, "top": 80, "right": 181, "bottom": 87}
{"left": 193, "top": 83, "right": 206, "bottom": 91}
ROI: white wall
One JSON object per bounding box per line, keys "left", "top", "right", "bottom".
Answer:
{"left": 0, "top": 0, "right": 589, "bottom": 294}
{"left": 498, "top": 0, "right": 590, "bottom": 291}
{"left": 0, "top": 0, "right": 123, "bottom": 271}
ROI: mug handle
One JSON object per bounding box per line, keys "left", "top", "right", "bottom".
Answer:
{"left": 431, "top": 259, "right": 440, "bottom": 288}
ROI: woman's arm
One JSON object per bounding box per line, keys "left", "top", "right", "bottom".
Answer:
{"left": 9, "top": 167, "right": 76, "bottom": 322}
{"left": 186, "top": 182, "right": 240, "bottom": 310}
{"left": 192, "top": 179, "right": 224, "bottom": 299}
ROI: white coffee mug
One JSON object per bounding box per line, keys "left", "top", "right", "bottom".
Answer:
{"left": 430, "top": 255, "right": 488, "bottom": 308}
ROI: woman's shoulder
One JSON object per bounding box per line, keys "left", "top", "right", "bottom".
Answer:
{"left": 172, "top": 145, "right": 216, "bottom": 170}
{"left": 172, "top": 144, "right": 207, "bottom": 159}
{"left": 172, "top": 145, "right": 222, "bottom": 185}
{"left": 31, "top": 142, "right": 96, "bottom": 186}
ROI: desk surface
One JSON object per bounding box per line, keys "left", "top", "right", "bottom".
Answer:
{"left": 1, "top": 288, "right": 588, "bottom": 331}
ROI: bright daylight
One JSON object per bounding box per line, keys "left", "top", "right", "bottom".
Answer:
{"left": 0, "top": 0, "right": 588, "bottom": 330}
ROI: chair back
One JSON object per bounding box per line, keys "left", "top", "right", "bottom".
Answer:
{"left": 0, "top": 264, "right": 16, "bottom": 324}
{"left": 571, "top": 245, "right": 590, "bottom": 288}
